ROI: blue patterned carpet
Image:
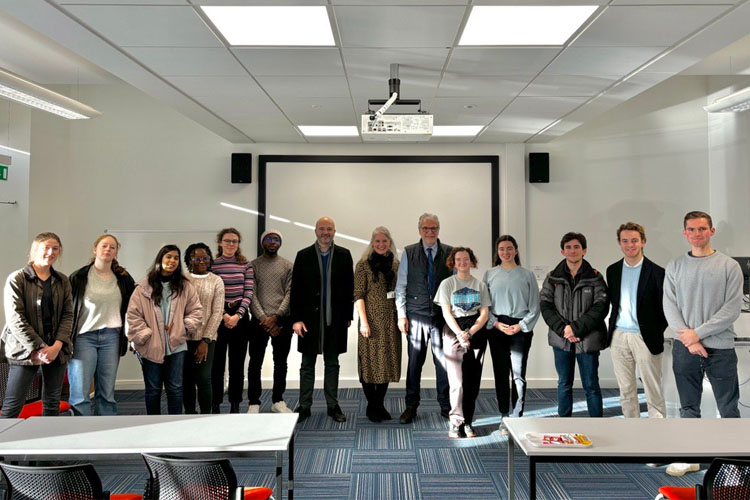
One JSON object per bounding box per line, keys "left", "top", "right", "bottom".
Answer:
{"left": 7, "top": 388, "right": 704, "bottom": 499}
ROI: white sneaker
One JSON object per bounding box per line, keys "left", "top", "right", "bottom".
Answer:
{"left": 247, "top": 404, "right": 260, "bottom": 414}
{"left": 666, "top": 463, "right": 700, "bottom": 477}
{"left": 271, "top": 401, "right": 293, "bottom": 413}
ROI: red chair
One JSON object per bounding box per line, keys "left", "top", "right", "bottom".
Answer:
{"left": 0, "top": 463, "right": 143, "bottom": 499}
{"left": 142, "top": 454, "right": 274, "bottom": 500}
{"left": 657, "top": 458, "right": 750, "bottom": 500}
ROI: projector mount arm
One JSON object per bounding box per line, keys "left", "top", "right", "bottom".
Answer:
{"left": 368, "top": 63, "right": 424, "bottom": 120}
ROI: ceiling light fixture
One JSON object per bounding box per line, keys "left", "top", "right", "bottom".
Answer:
{"left": 432, "top": 125, "right": 484, "bottom": 137}
{"left": 202, "top": 6, "right": 335, "bottom": 46}
{"left": 0, "top": 68, "right": 101, "bottom": 120}
{"left": 459, "top": 5, "right": 598, "bottom": 46}
{"left": 298, "top": 126, "right": 359, "bottom": 137}
{"left": 704, "top": 86, "right": 750, "bottom": 113}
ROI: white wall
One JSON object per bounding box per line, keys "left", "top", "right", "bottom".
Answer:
{"left": 0, "top": 102, "right": 30, "bottom": 327}
{"left": 22, "top": 74, "right": 748, "bottom": 393}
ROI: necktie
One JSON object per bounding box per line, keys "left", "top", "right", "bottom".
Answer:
{"left": 427, "top": 247, "right": 434, "bottom": 293}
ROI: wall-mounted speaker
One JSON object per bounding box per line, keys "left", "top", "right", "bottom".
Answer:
{"left": 231, "top": 153, "right": 252, "bottom": 184}
{"left": 529, "top": 152, "right": 549, "bottom": 183}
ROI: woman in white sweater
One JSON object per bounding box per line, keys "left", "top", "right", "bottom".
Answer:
{"left": 183, "top": 243, "right": 224, "bottom": 414}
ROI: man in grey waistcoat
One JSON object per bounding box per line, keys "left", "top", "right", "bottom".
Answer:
{"left": 395, "top": 213, "right": 453, "bottom": 424}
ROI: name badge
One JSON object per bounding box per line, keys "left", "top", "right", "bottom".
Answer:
{"left": 386, "top": 291, "right": 395, "bottom": 300}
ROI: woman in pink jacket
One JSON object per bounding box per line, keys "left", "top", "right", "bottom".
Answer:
{"left": 126, "top": 245, "right": 202, "bottom": 415}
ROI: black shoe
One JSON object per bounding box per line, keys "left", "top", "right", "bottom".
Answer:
{"left": 440, "top": 408, "right": 450, "bottom": 419}
{"left": 327, "top": 405, "right": 347, "bottom": 423}
{"left": 230, "top": 402, "right": 240, "bottom": 414}
{"left": 211, "top": 404, "right": 221, "bottom": 414}
{"left": 399, "top": 406, "right": 417, "bottom": 424}
{"left": 366, "top": 406, "right": 383, "bottom": 423}
{"left": 378, "top": 406, "right": 392, "bottom": 421}
{"left": 295, "top": 406, "right": 311, "bottom": 423}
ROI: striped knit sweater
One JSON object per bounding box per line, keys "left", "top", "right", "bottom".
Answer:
{"left": 211, "top": 255, "right": 254, "bottom": 318}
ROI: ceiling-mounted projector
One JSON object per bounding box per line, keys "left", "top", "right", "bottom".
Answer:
{"left": 362, "top": 63, "right": 432, "bottom": 141}
{"left": 361, "top": 114, "right": 433, "bottom": 142}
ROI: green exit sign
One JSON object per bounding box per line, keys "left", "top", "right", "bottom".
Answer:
{"left": 0, "top": 164, "right": 8, "bottom": 181}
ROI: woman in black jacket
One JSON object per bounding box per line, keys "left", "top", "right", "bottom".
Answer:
{"left": 67, "top": 234, "right": 135, "bottom": 415}
{"left": 1, "top": 232, "right": 73, "bottom": 418}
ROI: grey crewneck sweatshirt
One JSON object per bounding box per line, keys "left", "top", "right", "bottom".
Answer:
{"left": 663, "top": 250, "right": 743, "bottom": 349}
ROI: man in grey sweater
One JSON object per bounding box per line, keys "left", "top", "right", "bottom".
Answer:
{"left": 663, "top": 211, "right": 743, "bottom": 420}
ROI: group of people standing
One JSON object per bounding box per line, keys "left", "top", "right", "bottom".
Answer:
{"left": 1, "top": 210, "right": 744, "bottom": 462}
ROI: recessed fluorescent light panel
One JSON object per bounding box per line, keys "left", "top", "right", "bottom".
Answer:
{"left": 432, "top": 126, "right": 483, "bottom": 137}
{"left": 202, "top": 6, "right": 335, "bottom": 46}
{"left": 460, "top": 5, "right": 598, "bottom": 46}
{"left": 298, "top": 126, "right": 359, "bottom": 137}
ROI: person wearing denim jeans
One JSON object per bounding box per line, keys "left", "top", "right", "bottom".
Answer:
{"left": 662, "top": 211, "right": 743, "bottom": 477}
{"left": 126, "top": 245, "right": 203, "bottom": 416}
{"left": 540, "top": 232, "right": 609, "bottom": 418}
{"left": 69, "top": 234, "right": 136, "bottom": 416}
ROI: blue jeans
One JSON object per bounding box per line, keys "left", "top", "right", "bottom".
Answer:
{"left": 405, "top": 313, "right": 450, "bottom": 410}
{"left": 68, "top": 328, "right": 121, "bottom": 416}
{"left": 139, "top": 351, "right": 186, "bottom": 415}
{"left": 672, "top": 341, "right": 740, "bottom": 418}
{"left": 553, "top": 347, "right": 603, "bottom": 417}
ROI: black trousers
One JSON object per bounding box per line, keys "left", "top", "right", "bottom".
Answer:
{"left": 183, "top": 340, "right": 215, "bottom": 414}
{"left": 248, "top": 317, "right": 293, "bottom": 404}
{"left": 487, "top": 315, "right": 533, "bottom": 417}
{"left": 210, "top": 304, "right": 251, "bottom": 407}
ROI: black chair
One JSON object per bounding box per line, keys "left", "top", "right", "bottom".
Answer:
{"left": 0, "top": 462, "right": 143, "bottom": 500}
{"left": 657, "top": 458, "right": 750, "bottom": 500}
{"left": 141, "top": 454, "right": 272, "bottom": 500}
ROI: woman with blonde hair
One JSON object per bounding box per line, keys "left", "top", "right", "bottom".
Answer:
{"left": 68, "top": 234, "right": 135, "bottom": 415}
{"left": 354, "top": 226, "right": 401, "bottom": 422}
{"left": 1, "top": 232, "right": 73, "bottom": 418}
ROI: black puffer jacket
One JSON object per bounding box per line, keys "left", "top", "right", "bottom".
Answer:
{"left": 540, "top": 259, "right": 609, "bottom": 353}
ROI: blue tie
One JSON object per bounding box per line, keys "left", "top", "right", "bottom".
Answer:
{"left": 427, "top": 247, "right": 434, "bottom": 294}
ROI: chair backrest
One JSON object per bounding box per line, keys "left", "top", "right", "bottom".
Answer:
{"left": 141, "top": 454, "right": 240, "bottom": 500}
{"left": 0, "top": 462, "right": 108, "bottom": 500}
{"left": 704, "top": 458, "right": 750, "bottom": 500}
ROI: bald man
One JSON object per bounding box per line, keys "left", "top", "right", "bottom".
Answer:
{"left": 290, "top": 217, "right": 354, "bottom": 423}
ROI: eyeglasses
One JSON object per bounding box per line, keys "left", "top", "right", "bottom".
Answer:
{"left": 420, "top": 226, "right": 439, "bottom": 232}
{"left": 221, "top": 239, "right": 239, "bottom": 245}
{"left": 191, "top": 257, "right": 211, "bottom": 263}
{"left": 263, "top": 236, "right": 281, "bottom": 243}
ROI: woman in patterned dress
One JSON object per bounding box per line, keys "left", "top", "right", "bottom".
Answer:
{"left": 354, "top": 226, "right": 401, "bottom": 422}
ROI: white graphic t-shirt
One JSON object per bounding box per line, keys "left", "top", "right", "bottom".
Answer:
{"left": 434, "top": 275, "right": 491, "bottom": 318}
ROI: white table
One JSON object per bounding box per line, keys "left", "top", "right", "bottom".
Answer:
{"left": 504, "top": 417, "right": 750, "bottom": 499}
{"left": 0, "top": 414, "right": 297, "bottom": 499}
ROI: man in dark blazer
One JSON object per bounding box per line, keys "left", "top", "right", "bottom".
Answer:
{"left": 291, "top": 216, "right": 354, "bottom": 423}
{"left": 606, "top": 222, "right": 668, "bottom": 419}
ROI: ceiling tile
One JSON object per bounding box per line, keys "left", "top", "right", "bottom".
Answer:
{"left": 195, "top": 0, "right": 326, "bottom": 4}
{"left": 486, "top": 96, "right": 588, "bottom": 135}
{"left": 474, "top": 130, "right": 533, "bottom": 143}
{"left": 348, "top": 70, "right": 440, "bottom": 101}
{"left": 65, "top": 5, "right": 222, "bottom": 47}
{"left": 430, "top": 97, "right": 511, "bottom": 125}
{"left": 522, "top": 75, "right": 618, "bottom": 97}
{"left": 125, "top": 47, "right": 246, "bottom": 76}
{"left": 574, "top": 5, "right": 732, "bottom": 47}
{"left": 228, "top": 118, "right": 305, "bottom": 142}
{"left": 275, "top": 97, "right": 356, "bottom": 125}
{"left": 544, "top": 47, "right": 666, "bottom": 78}
{"left": 437, "top": 75, "right": 530, "bottom": 97}
{"left": 233, "top": 48, "right": 344, "bottom": 76}
{"left": 256, "top": 76, "right": 351, "bottom": 98}
{"left": 447, "top": 48, "right": 560, "bottom": 76}
{"left": 342, "top": 48, "right": 449, "bottom": 74}
{"left": 59, "top": 0, "right": 187, "bottom": 4}
{"left": 334, "top": 6, "right": 467, "bottom": 47}
{"left": 332, "top": 0, "right": 468, "bottom": 4}
{"left": 166, "top": 76, "right": 282, "bottom": 120}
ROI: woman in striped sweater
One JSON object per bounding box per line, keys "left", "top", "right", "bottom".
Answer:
{"left": 210, "top": 228, "right": 254, "bottom": 413}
